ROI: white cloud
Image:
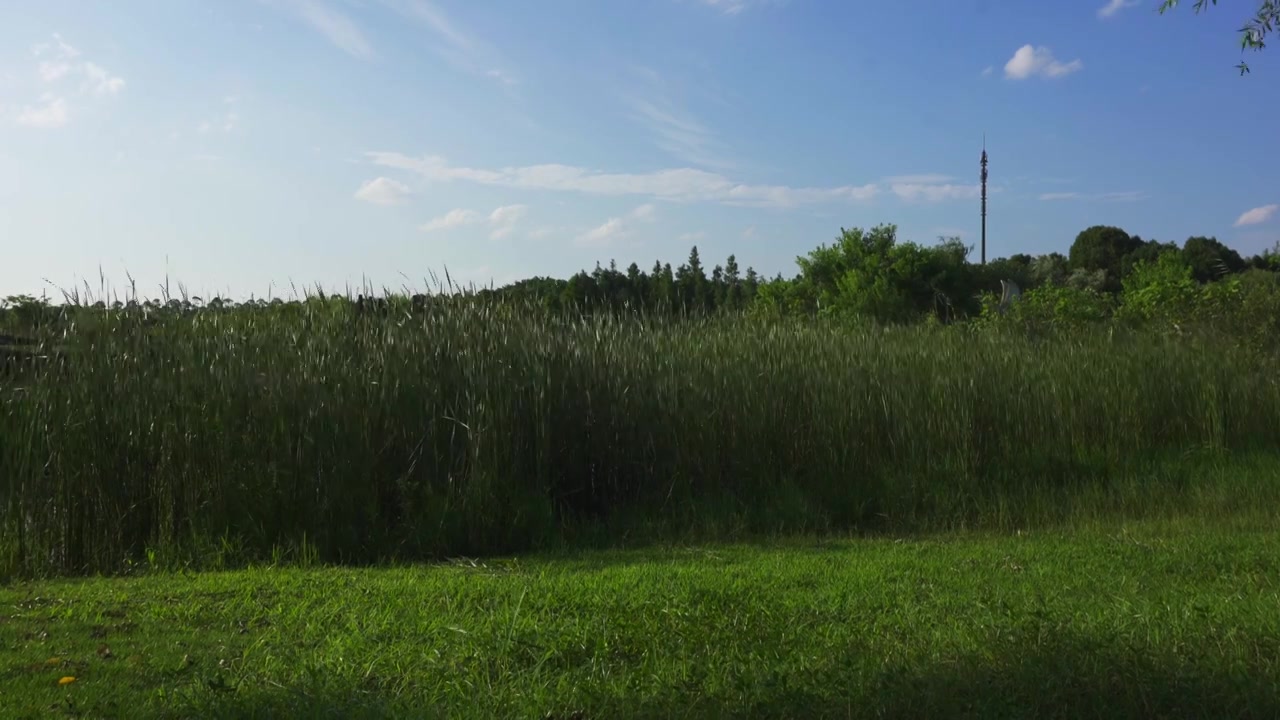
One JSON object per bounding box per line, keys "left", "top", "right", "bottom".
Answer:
{"left": 742, "top": 225, "right": 757, "bottom": 239}
{"left": 886, "top": 174, "right": 956, "bottom": 185}
{"left": 1004, "top": 44, "right": 1083, "bottom": 80}
{"left": 367, "top": 152, "right": 880, "bottom": 208}
{"left": 39, "top": 60, "right": 72, "bottom": 82}
{"left": 199, "top": 112, "right": 239, "bottom": 134}
{"left": 575, "top": 204, "right": 656, "bottom": 247}
{"left": 678, "top": 231, "right": 707, "bottom": 242}
{"left": 578, "top": 217, "right": 627, "bottom": 247}
{"left": 1097, "top": 0, "right": 1139, "bottom": 19}
{"left": 20, "top": 32, "right": 124, "bottom": 127}
{"left": 698, "top": 0, "right": 778, "bottom": 14}
{"left": 487, "top": 204, "right": 528, "bottom": 239}
{"left": 418, "top": 204, "right": 529, "bottom": 238}
{"left": 354, "top": 177, "right": 412, "bottom": 205}
{"left": 891, "top": 182, "right": 981, "bottom": 203}
{"left": 486, "top": 69, "right": 517, "bottom": 86}
{"left": 33, "top": 35, "right": 120, "bottom": 91}
{"left": 420, "top": 208, "right": 481, "bottom": 233}
{"left": 1039, "top": 190, "right": 1146, "bottom": 202}
{"left": 16, "top": 94, "right": 68, "bottom": 128}
{"left": 199, "top": 97, "right": 240, "bottom": 134}
{"left": 1234, "top": 204, "right": 1278, "bottom": 227}
{"left": 981, "top": 66, "right": 994, "bottom": 77}
{"left": 82, "top": 62, "right": 125, "bottom": 95}
{"left": 289, "top": 0, "right": 374, "bottom": 58}
{"left": 630, "top": 203, "right": 657, "bottom": 221}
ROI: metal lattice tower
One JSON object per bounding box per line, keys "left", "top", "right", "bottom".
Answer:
{"left": 980, "top": 135, "right": 988, "bottom": 265}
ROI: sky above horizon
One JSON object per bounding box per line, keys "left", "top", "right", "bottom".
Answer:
{"left": 1, "top": 0, "right": 1277, "bottom": 301}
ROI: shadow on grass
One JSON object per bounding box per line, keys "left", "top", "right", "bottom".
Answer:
{"left": 166, "top": 630, "right": 1280, "bottom": 720}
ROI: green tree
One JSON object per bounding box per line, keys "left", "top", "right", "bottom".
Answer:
{"left": 1119, "top": 251, "right": 1199, "bottom": 324}
{"left": 742, "top": 267, "right": 760, "bottom": 302}
{"left": 675, "top": 246, "right": 709, "bottom": 312}
{"left": 1181, "top": 235, "right": 1245, "bottom": 283}
{"left": 1068, "top": 225, "right": 1143, "bottom": 292}
{"left": 724, "top": 254, "right": 743, "bottom": 311}
{"left": 1028, "top": 253, "right": 1070, "bottom": 288}
{"left": 1159, "top": 0, "right": 1276, "bottom": 74}
{"left": 1120, "top": 238, "right": 1179, "bottom": 278}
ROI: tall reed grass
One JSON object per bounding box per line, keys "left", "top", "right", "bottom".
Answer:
{"left": 3, "top": 294, "right": 1279, "bottom": 577}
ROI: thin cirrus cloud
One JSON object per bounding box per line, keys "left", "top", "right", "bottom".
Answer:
{"left": 419, "top": 205, "right": 529, "bottom": 239}
{"left": 1234, "top": 204, "right": 1278, "bottom": 227}
{"left": 623, "top": 93, "right": 735, "bottom": 171}
{"left": 366, "top": 152, "right": 885, "bottom": 208}
{"left": 1039, "top": 191, "right": 1146, "bottom": 202}
{"left": 698, "top": 0, "right": 780, "bottom": 15}
{"left": 286, "top": 0, "right": 374, "bottom": 58}
{"left": 886, "top": 175, "right": 982, "bottom": 202}
{"left": 284, "top": 0, "right": 518, "bottom": 86}
{"left": 618, "top": 64, "right": 738, "bottom": 171}
{"left": 1004, "top": 44, "right": 1083, "bottom": 80}
{"left": 354, "top": 176, "right": 412, "bottom": 205}
{"left": 1097, "top": 0, "right": 1140, "bottom": 19}
{"left": 380, "top": 0, "right": 518, "bottom": 86}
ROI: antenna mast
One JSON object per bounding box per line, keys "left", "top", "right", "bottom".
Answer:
{"left": 980, "top": 134, "right": 988, "bottom": 265}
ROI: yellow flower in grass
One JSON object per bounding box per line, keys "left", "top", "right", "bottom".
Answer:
{"left": 58, "top": 676, "right": 76, "bottom": 685}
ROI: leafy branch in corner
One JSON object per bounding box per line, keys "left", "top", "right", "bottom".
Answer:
{"left": 1159, "top": 0, "right": 1277, "bottom": 74}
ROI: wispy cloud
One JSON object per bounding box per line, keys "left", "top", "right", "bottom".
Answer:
{"left": 419, "top": 208, "right": 480, "bottom": 233}
{"left": 354, "top": 177, "right": 412, "bottom": 205}
{"left": 367, "top": 152, "right": 880, "bottom": 208}
{"left": 886, "top": 174, "right": 982, "bottom": 203}
{"left": 886, "top": 174, "right": 956, "bottom": 185}
{"left": 288, "top": 0, "right": 374, "bottom": 58}
{"left": 1234, "top": 204, "right": 1278, "bottom": 227}
{"left": 576, "top": 204, "right": 657, "bottom": 248}
{"left": 198, "top": 96, "right": 240, "bottom": 134}
{"left": 1039, "top": 190, "right": 1146, "bottom": 202}
{"left": 697, "top": 0, "right": 779, "bottom": 14}
{"left": 620, "top": 65, "right": 736, "bottom": 171}
{"left": 1004, "top": 44, "right": 1083, "bottom": 80}
{"left": 83, "top": 62, "right": 125, "bottom": 95}
{"left": 418, "top": 204, "right": 530, "bottom": 238}
{"left": 1097, "top": 0, "right": 1140, "bottom": 19}
{"left": 488, "top": 204, "right": 528, "bottom": 239}
{"left": 16, "top": 94, "right": 68, "bottom": 128}
{"left": 380, "top": 0, "right": 517, "bottom": 86}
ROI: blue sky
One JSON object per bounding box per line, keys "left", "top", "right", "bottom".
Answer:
{"left": 1, "top": 0, "right": 1276, "bottom": 301}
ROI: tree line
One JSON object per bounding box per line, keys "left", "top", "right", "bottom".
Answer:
{"left": 465, "top": 223, "right": 1279, "bottom": 327}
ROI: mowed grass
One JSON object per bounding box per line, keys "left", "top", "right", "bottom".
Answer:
{"left": 3, "top": 517, "right": 1280, "bottom": 719}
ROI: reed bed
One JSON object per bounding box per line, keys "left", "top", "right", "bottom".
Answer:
{"left": 3, "top": 296, "right": 1278, "bottom": 577}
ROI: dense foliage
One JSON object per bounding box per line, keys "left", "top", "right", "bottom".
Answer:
{"left": 3, "top": 222, "right": 1279, "bottom": 578}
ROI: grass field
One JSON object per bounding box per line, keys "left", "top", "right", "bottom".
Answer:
{"left": 5, "top": 301, "right": 1280, "bottom": 577}
{"left": 4, "top": 516, "right": 1280, "bottom": 719}
{"left": 4, "top": 301, "right": 1280, "bottom": 717}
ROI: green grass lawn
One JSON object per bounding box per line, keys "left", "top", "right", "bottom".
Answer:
{"left": 4, "top": 518, "right": 1280, "bottom": 719}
